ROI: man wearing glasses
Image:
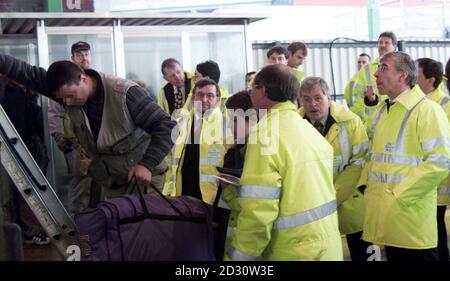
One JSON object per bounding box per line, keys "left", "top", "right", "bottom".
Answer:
{"left": 357, "top": 52, "right": 450, "bottom": 261}
{"left": 163, "top": 78, "right": 227, "bottom": 206}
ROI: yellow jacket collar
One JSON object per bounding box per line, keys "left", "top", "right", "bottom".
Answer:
{"left": 426, "top": 87, "right": 446, "bottom": 103}
{"left": 270, "top": 100, "right": 297, "bottom": 112}
{"left": 394, "top": 85, "right": 426, "bottom": 111}
{"left": 298, "top": 101, "right": 355, "bottom": 123}
{"left": 329, "top": 101, "right": 356, "bottom": 122}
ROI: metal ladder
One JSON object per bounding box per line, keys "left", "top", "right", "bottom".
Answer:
{"left": 0, "top": 104, "right": 79, "bottom": 260}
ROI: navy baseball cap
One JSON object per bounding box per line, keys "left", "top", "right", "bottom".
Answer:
{"left": 71, "top": 41, "right": 90, "bottom": 54}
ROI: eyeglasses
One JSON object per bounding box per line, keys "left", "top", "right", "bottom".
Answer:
{"left": 194, "top": 92, "right": 217, "bottom": 99}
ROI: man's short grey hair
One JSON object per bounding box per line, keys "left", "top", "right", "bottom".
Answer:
{"left": 300, "top": 77, "right": 330, "bottom": 97}
{"left": 380, "top": 51, "right": 417, "bottom": 88}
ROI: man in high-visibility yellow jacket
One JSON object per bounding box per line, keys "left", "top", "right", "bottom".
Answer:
{"left": 416, "top": 57, "right": 450, "bottom": 261}
{"left": 344, "top": 31, "right": 397, "bottom": 130}
{"left": 299, "top": 77, "right": 370, "bottom": 261}
{"left": 158, "top": 58, "right": 194, "bottom": 115}
{"left": 163, "top": 78, "right": 227, "bottom": 205}
{"left": 358, "top": 52, "right": 450, "bottom": 261}
{"left": 344, "top": 53, "right": 371, "bottom": 108}
{"left": 226, "top": 64, "right": 343, "bottom": 261}
{"left": 287, "top": 41, "right": 308, "bottom": 84}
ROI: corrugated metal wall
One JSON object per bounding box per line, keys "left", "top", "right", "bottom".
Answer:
{"left": 252, "top": 40, "right": 450, "bottom": 99}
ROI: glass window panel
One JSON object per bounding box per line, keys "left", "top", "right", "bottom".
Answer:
{"left": 0, "top": 37, "right": 38, "bottom": 64}
{"left": 47, "top": 33, "right": 114, "bottom": 74}
{"left": 123, "top": 31, "right": 182, "bottom": 100}
{"left": 190, "top": 31, "right": 246, "bottom": 95}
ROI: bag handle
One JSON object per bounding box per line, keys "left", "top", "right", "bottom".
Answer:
{"left": 147, "top": 181, "right": 186, "bottom": 218}
{"left": 129, "top": 178, "right": 151, "bottom": 216}
{"left": 129, "top": 177, "right": 186, "bottom": 218}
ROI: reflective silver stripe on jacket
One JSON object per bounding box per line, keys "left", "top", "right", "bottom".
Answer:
{"left": 226, "top": 227, "right": 235, "bottom": 237}
{"left": 337, "top": 122, "right": 350, "bottom": 173}
{"left": 199, "top": 157, "right": 221, "bottom": 166}
{"left": 172, "top": 158, "right": 180, "bottom": 166}
{"left": 368, "top": 172, "right": 405, "bottom": 184}
{"left": 348, "top": 81, "right": 355, "bottom": 107}
{"left": 353, "top": 84, "right": 365, "bottom": 90}
{"left": 421, "top": 137, "right": 450, "bottom": 152}
{"left": 365, "top": 107, "right": 377, "bottom": 117}
{"left": 272, "top": 200, "right": 337, "bottom": 230}
{"left": 199, "top": 174, "right": 217, "bottom": 183}
{"left": 371, "top": 98, "right": 424, "bottom": 156}
{"left": 229, "top": 247, "right": 257, "bottom": 261}
{"left": 427, "top": 154, "right": 450, "bottom": 169}
{"left": 363, "top": 63, "right": 378, "bottom": 116}
{"left": 239, "top": 185, "right": 281, "bottom": 200}
{"left": 350, "top": 157, "right": 365, "bottom": 167}
{"left": 395, "top": 103, "right": 420, "bottom": 153}
{"left": 440, "top": 96, "right": 450, "bottom": 107}
{"left": 364, "top": 63, "right": 373, "bottom": 86}
{"left": 438, "top": 187, "right": 450, "bottom": 195}
{"left": 353, "top": 142, "right": 368, "bottom": 156}
{"left": 370, "top": 152, "right": 422, "bottom": 166}
{"left": 370, "top": 104, "right": 387, "bottom": 139}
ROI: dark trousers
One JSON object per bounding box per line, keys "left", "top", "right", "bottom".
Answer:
{"left": 437, "top": 205, "right": 449, "bottom": 261}
{"left": 88, "top": 181, "right": 103, "bottom": 208}
{"left": 346, "top": 231, "right": 373, "bottom": 261}
{"left": 385, "top": 246, "right": 439, "bottom": 261}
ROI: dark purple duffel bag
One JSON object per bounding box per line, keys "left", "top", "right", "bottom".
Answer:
{"left": 74, "top": 183, "right": 215, "bottom": 261}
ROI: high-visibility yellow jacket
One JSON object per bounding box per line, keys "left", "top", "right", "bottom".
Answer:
{"left": 426, "top": 87, "right": 450, "bottom": 205}
{"left": 227, "top": 101, "right": 343, "bottom": 261}
{"left": 157, "top": 72, "right": 195, "bottom": 114}
{"left": 162, "top": 106, "right": 227, "bottom": 205}
{"left": 344, "top": 72, "right": 358, "bottom": 110}
{"left": 221, "top": 185, "right": 238, "bottom": 258}
{"left": 439, "top": 77, "right": 449, "bottom": 96}
{"left": 299, "top": 101, "right": 368, "bottom": 235}
{"left": 290, "top": 67, "right": 305, "bottom": 84}
{"left": 358, "top": 85, "right": 450, "bottom": 249}
{"left": 344, "top": 59, "right": 387, "bottom": 130}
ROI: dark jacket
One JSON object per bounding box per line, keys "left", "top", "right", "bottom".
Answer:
{"left": 0, "top": 77, "right": 48, "bottom": 173}
{"left": 0, "top": 54, "right": 176, "bottom": 177}
{"left": 162, "top": 72, "right": 193, "bottom": 115}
